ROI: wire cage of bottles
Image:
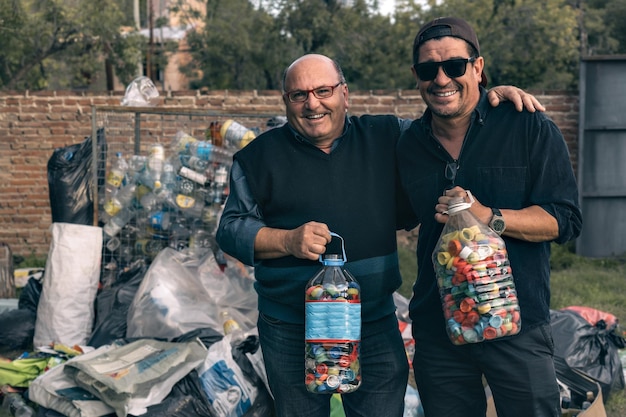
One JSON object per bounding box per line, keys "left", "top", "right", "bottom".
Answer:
{"left": 90, "top": 106, "right": 286, "bottom": 287}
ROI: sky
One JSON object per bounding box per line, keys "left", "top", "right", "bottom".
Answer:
{"left": 378, "top": 0, "right": 396, "bottom": 15}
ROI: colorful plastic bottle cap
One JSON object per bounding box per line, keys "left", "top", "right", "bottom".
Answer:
{"left": 343, "top": 369, "right": 356, "bottom": 381}
{"left": 448, "top": 240, "right": 462, "bottom": 256}
{"left": 483, "top": 327, "right": 498, "bottom": 339}
{"left": 328, "top": 367, "right": 340, "bottom": 376}
{"left": 339, "top": 356, "right": 351, "bottom": 368}
{"left": 489, "top": 315, "right": 503, "bottom": 328}
{"left": 460, "top": 297, "right": 475, "bottom": 312}
{"left": 309, "top": 286, "right": 324, "bottom": 299}
{"left": 325, "top": 375, "right": 340, "bottom": 389}
{"left": 347, "top": 288, "right": 360, "bottom": 299}
{"left": 453, "top": 309, "right": 466, "bottom": 323}
{"left": 329, "top": 346, "right": 342, "bottom": 359}
{"left": 458, "top": 246, "right": 473, "bottom": 259}
{"left": 512, "top": 310, "right": 521, "bottom": 322}
{"left": 466, "top": 310, "right": 480, "bottom": 324}
{"left": 462, "top": 329, "right": 479, "bottom": 343}
{"left": 460, "top": 227, "right": 476, "bottom": 242}
{"left": 316, "top": 363, "right": 328, "bottom": 374}
{"left": 438, "top": 251, "right": 452, "bottom": 265}
{"left": 305, "top": 373, "right": 315, "bottom": 385}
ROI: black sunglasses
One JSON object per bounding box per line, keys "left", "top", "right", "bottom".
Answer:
{"left": 414, "top": 57, "right": 477, "bottom": 82}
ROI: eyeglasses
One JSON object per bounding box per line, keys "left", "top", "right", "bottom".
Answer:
{"left": 284, "top": 82, "right": 344, "bottom": 103}
{"left": 414, "top": 57, "right": 477, "bottom": 82}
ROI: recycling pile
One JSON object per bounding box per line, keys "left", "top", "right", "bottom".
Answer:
{"left": 98, "top": 123, "right": 249, "bottom": 285}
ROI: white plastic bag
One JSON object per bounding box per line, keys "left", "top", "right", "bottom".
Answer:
{"left": 120, "top": 76, "right": 159, "bottom": 107}
{"left": 29, "top": 347, "right": 116, "bottom": 417}
{"left": 126, "top": 248, "right": 222, "bottom": 340}
{"left": 196, "top": 335, "right": 258, "bottom": 417}
{"left": 64, "top": 338, "right": 207, "bottom": 417}
{"left": 34, "top": 223, "right": 102, "bottom": 347}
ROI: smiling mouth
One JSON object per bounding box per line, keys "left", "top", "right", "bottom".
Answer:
{"left": 305, "top": 113, "right": 326, "bottom": 120}
{"left": 433, "top": 90, "right": 458, "bottom": 97}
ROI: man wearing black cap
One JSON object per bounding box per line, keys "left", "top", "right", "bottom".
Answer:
{"left": 397, "top": 17, "right": 582, "bottom": 417}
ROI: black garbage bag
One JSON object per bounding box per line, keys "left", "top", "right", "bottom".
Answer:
{"left": 550, "top": 308, "right": 626, "bottom": 402}
{"left": 47, "top": 127, "right": 106, "bottom": 225}
{"left": 169, "top": 328, "right": 276, "bottom": 417}
{"left": 88, "top": 260, "right": 147, "bottom": 348}
{"left": 0, "top": 308, "right": 36, "bottom": 355}
{"left": 142, "top": 370, "right": 218, "bottom": 417}
{"left": 232, "top": 336, "right": 276, "bottom": 417}
{"left": 0, "top": 276, "right": 42, "bottom": 355}
{"left": 18, "top": 276, "right": 43, "bottom": 313}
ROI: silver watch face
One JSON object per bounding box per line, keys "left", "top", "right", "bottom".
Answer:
{"left": 491, "top": 218, "right": 505, "bottom": 233}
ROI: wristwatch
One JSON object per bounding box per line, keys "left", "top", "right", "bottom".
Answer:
{"left": 489, "top": 208, "right": 506, "bottom": 235}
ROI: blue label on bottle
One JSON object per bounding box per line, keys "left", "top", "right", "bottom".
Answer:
{"left": 305, "top": 302, "right": 361, "bottom": 341}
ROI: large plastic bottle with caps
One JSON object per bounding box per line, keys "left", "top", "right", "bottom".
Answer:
{"left": 431, "top": 192, "right": 521, "bottom": 345}
{"left": 305, "top": 233, "right": 361, "bottom": 394}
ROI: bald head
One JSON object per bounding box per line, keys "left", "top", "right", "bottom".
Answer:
{"left": 282, "top": 54, "right": 346, "bottom": 92}
{"left": 280, "top": 54, "right": 349, "bottom": 150}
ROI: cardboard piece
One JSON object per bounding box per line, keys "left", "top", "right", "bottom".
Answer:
{"left": 486, "top": 382, "right": 606, "bottom": 417}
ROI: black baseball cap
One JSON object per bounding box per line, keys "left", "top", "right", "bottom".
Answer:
{"left": 413, "top": 17, "right": 487, "bottom": 87}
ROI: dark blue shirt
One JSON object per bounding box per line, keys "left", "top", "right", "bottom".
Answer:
{"left": 397, "top": 88, "right": 582, "bottom": 336}
{"left": 217, "top": 116, "right": 414, "bottom": 324}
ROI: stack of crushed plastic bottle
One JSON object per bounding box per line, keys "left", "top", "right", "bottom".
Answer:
{"left": 98, "top": 123, "right": 250, "bottom": 277}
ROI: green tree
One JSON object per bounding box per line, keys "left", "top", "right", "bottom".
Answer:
{"left": 2, "top": 0, "right": 624, "bottom": 91}
{"left": 581, "top": 0, "right": 626, "bottom": 55}
{"left": 182, "top": 0, "right": 292, "bottom": 89}
{"left": 0, "top": 0, "right": 144, "bottom": 90}
{"left": 422, "top": 0, "right": 580, "bottom": 89}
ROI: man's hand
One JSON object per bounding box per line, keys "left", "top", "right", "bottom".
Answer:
{"left": 283, "top": 221, "right": 331, "bottom": 261}
{"left": 487, "top": 86, "right": 546, "bottom": 113}
{"left": 254, "top": 221, "right": 331, "bottom": 261}
{"left": 434, "top": 186, "right": 491, "bottom": 225}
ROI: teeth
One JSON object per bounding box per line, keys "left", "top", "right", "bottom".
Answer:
{"left": 435, "top": 90, "right": 456, "bottom": 97}
{"left": 306, "top": 114, "right": 324, "bottom": 119}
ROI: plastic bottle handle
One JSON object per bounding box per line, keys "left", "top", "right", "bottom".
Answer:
{"left": 443, "top": 190, "right": 475, "bottom": 214}
{"left": 318, "top": 231, "right": 347, "bottom": 263}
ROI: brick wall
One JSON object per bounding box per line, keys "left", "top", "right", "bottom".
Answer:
{"left": 0, "top": 89, "right": 578, "bottom": 258}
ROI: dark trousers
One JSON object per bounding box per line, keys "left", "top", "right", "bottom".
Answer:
{"left": 412, "top": 323, "right": 561, "bottom": 417}
{"left": 258, "top": 312, "right": 409, "bottom": 417}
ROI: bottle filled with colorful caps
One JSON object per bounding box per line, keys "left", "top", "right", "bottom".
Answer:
{"left": 432, "top": 192, "right": 521, "bottom": 345}
{"left": 305, "top": 233, "right": 361, "bottom": 394}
